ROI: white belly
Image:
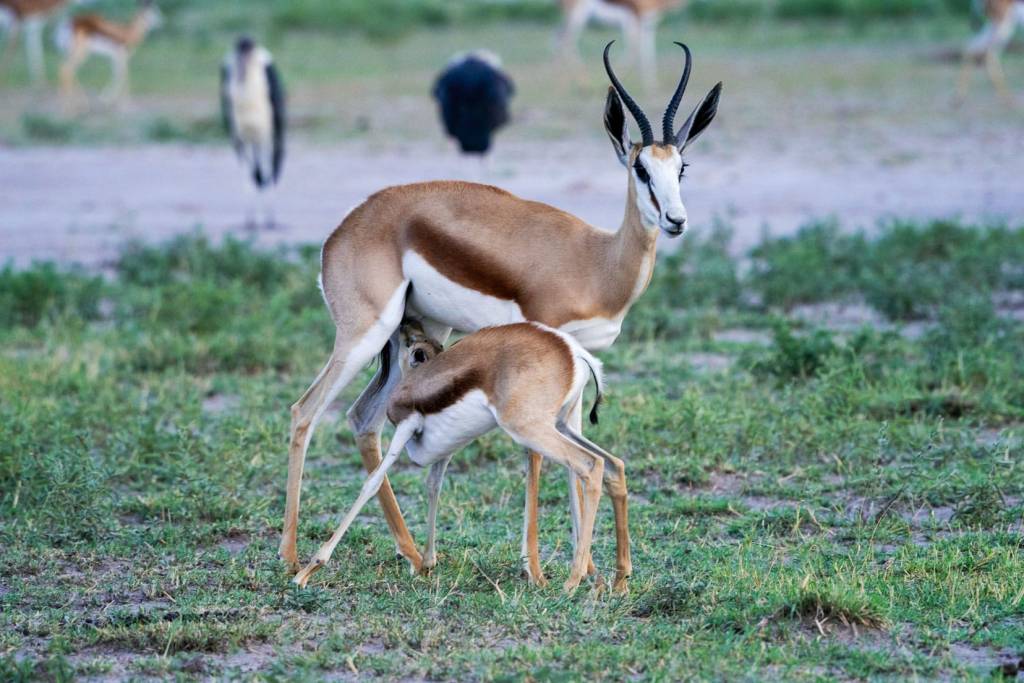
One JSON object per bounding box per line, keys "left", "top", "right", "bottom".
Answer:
{"left": 403, "top": 251, "right": 526, "bottom": 332}
{"left": 558, "top": 316, "right": 623, "bottom": 351}
{"left": 88, "top": 37, "right": 123, "bottom": 59}
{"left": 404, "top": 390, "right": 497, "bottom": 467}
{"left": 590, "top": 0, "right": 637, "bottom": 27}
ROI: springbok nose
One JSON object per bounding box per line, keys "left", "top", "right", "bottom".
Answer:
{"left": 667, "top": 214, "right": 687, "bottom": 229}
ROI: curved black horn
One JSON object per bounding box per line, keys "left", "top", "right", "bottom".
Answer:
{"left": 662, "top": 42, "right": 692, "bottom": 143}
{"left": 603, "top": 41, "right": 653, "bottom": 146}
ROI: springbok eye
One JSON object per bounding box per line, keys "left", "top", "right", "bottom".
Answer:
{"left": 679, "top": 162, "right": 689, "bottom": 179}
{"left": 633, "top": 162, "right": 650, "bottom": 185}
{"left": 412, "top": 348, "right": 427, "bottom": 365}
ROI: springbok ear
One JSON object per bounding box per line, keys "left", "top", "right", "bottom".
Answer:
{"left": 604, "top": 87, "right": 630, "bottom": 167}
{"left": 674, "top": 82, "right": 722, "bottom": 151}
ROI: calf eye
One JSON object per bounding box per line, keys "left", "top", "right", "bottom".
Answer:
{"left": 412, "top": 348, "right": 427, "bottom": 365}
{"left": 633, "top": 162, "right": 649, "bottom": 184}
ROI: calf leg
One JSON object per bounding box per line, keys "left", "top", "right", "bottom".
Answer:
{"left": 521, "top": 451, "right": 547, "bottom": 586}
{"left": 293, "top": 419, "right": 421, "bottom": 587}
{"left": 558, "top": 423, "right": 632, "bottom": 593}
{"left": 422, "top": 456, "right": 453, "bottom": 572}
{"left": 508, "top": 424, "right": 604, "bottom": 593}
{"left": 279, "top": 283, "right": 410, "bottom": 571}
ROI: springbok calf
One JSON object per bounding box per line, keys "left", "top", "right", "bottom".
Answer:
{"left": 280, "top": 41, "right": 721, "bottom": 590}
{"left": 292, "top": 321, "right": 630, "bottom": 594}
{"left": 957, "top": 0, "right": 1024, "bottom": 102}
{"left": 58, "top": 0, "right": 161, "bottom": 106}
{"left": 399, "top": 320, "right": 630, "bottom": 591}
{"left": 557, "top": 0, "right": 684, "bottom": 88}
{"left": 0, "top": 0, "right": 70, "bottom": 84}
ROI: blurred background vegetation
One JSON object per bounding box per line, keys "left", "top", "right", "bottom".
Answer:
{"left": 79, "top": 0, "right": 979, "bottom": 42}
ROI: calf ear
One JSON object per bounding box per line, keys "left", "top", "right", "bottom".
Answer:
{"left": 675, "top": 82, "right": 722, "bottom": 151}
{"left": 604, "top": 87, "right": 630, "bottom": 167}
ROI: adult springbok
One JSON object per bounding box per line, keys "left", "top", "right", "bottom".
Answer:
{"left": 281, "top": 41, "right": 722, "bottom": 589}
{"left": 957, "top": 0, "right": 1024, "bottom": 102}
{"left": 0, "top": 0, "right": 70, "bottom": 84}
{"left": 58, "top": 0, "right": 162, "bottom": 106}
{"left": 557, "top": 0, "right": 685, "bottom": 88}
{"left": 292, "top": 320, "right": 630, "bottom": 594}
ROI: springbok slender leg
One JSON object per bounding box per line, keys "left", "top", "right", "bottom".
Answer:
{"left": 347, "top": 332, "right": 424, "bottom": 573}
{"left": 0, "top": 19, "right": 20, "bottom": 76}
{"left": 421, "top": 456, "right": 453, "bottom": 573}
{"left": 564, "top": 398, "right": 598, "bottom": 577}
{"left": 638, "top": 13, "right": 658, "bottom": 91}
{"left": 521, "top": 451, "right": 547, "bottom": 586}
{"left": 279, "top": 283, "right": 416, "bottom": 572}
{"left": 985, "top": 50, "right": 1012, "bottom": 102}
{"left": 102, "top": 53, "right": 127, "bottom": 105}
{"left": 556, "top": 1, "right": 590, "bottom": 66}
{"left": 509, "top": 425, "right": 604, "bottom": 593}
{"left": 293, "top": 419, "right": 420, "bottom": 587}
{"left": 956, "top": 52, "right": 976, "bottom": 103}
{"left": 59, "top": 37, "right": 89, "bottom": 109}
{"left": 558, "top": 424, "right": 632, "bottom": 593}
{"left": 23, "top": 17, "right": 44, "bottom": 85}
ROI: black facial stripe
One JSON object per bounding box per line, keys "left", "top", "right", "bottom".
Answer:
{"left": 647, "top": 184, "right": 660, "bottom": 213}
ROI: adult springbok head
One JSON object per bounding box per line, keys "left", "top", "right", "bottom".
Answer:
{"left": 603, "top": 41, "right": 722, "bottom": 237}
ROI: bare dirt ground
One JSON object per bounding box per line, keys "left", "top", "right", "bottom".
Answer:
{"left": 1, "top": 24, "right": 1023, "bottom": 267}
{"left": 2, "top": 121, "right": 1022, "bottom": 268}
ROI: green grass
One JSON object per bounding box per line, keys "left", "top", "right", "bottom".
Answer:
{"left": 1, "top": 218, "right": 1021, "bottom": 679}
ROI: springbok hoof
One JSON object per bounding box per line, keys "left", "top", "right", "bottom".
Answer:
{"left": 292, "top": 558, "right": 324, "bottom": 588}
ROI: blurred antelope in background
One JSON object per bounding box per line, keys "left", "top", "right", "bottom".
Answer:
{"left": 58, "top": 0, "right": 161, "bottom": 107}
{"left": 557, "top": 0, "right": 685, "bottom": 88}
{"left": 279, "top": 41, "right": 721, "bottom": 592}
{"left": 292, "top": 321, "right": 631, "bottom": 594}
{"left": 0, "top": 0, "right": 70, "bottom": 84}
{"left": 957, "top": 0, "right": 1024, "bottom": 101}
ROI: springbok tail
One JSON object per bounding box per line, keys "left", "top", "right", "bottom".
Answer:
{"left": 578, "top": 350, "right": 604, "bottom": 425}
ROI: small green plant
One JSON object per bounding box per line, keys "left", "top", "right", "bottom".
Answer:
{"left": 0, "top": 262, "right": 103, "bottom": 328}
{"left": 785, "top": 585, "right": 886, "bottom": 628}
{"left": 20, "top": 113, "right": 78, "bottom": 143}
{"left": 748, "top": 221, "right": 866, "bottom": 309}
{"left": 749, "top": 320, "right": 839, "bottom": 381}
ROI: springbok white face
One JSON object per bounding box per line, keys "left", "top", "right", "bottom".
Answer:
{"left": 603, "top": 41, "right": 722, "bottom": 237}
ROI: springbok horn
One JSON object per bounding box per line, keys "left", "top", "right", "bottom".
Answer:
{"left": 662, "top": 42, "right": 692, "bottom": 143}
{"left": 603, "top": 40, "right": 653, "bottom": 147}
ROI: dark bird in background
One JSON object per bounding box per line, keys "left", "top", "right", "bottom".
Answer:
{"left": 221, "top": 36, "right": 285, "bottom": 195}
{"left": 432, "top": 50, "right": 514, "bottom": 155}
